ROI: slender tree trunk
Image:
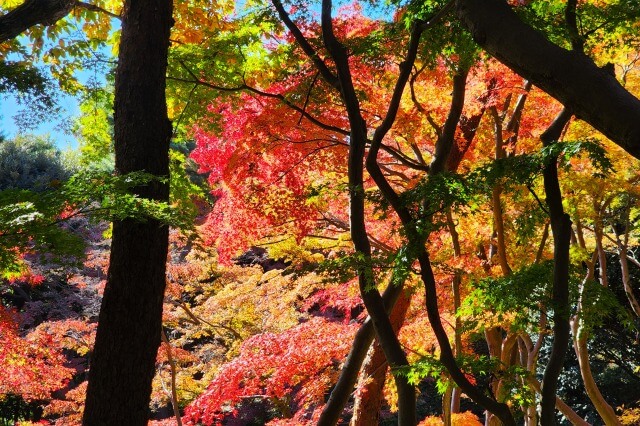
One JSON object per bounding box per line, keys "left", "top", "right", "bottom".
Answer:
{"left": 569, "top": 236, "right": 620, "bottom": 425}
{"left": 320, "top": 1, "right": 418, "bottom": 423}
{"left": 318, "top": 278, "right": 407, "bottom": 426}
{"left": 571, "top": 287, "right": 621, "bottom": 425}
{"left": 539, "top": 108, "right": 573, "bottom": 426}
{"left": 444, "top": 209, "right": 463, "bottom": 423}
{"left": 161, "top": 330, "right": 184, "bottom": 426}
{"left": 527, "top": 378, "right": 590, "bottom": 426}
{"left": 618, "top": 241, "right": 640, "bottom": 317}
{"left": 82, "top": 0, "right": 173, "bottom": 424}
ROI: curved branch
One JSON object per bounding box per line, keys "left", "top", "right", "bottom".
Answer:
{"left": 367, "top": 66, "right": 516, "bottom": 425}
{"left": 455, "top": 0, "right": 640, "bottom": 160}
{"left": 76, "top": 1, "right": 120, "bottom": 19}
{"left": 271, "top": 0, "right": 339, "bottom": 89}
{"left": 0, "top": 0, "right": 74, "bottom": 42}
{"left": 167, "top": 72, "right": 349, "bottom": 137}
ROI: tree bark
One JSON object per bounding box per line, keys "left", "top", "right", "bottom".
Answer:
{"left": 351, "top": 290, "right": 412, "bottom": 426}
{"left": 572, "top": 320, "right": 621, "bottom": 425}
{"left": 0, "top": 0, "right": 74, "bottom": 42}
{"left": 318, "top": 278, "right": 406, "bottom": 426}
{"left": 320, "top": 0, "right": 416, "bottom": 423}
{"left": 82, "top": 0, "right": 173, "bottom": 424}
{"left": 455, "top": 0, "right": 640, "bottom": 160}
{"left": 527, "top": 378, "right": 590, "bottom": 426}
{"left": 539, "top": 108, "right": 573, "bottom": 426}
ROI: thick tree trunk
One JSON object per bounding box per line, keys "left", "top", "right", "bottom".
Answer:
{"left": 82, "top": 0, "right": 173, "bottom": 424}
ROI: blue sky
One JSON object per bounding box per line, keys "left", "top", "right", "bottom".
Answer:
{"left": 0, "top": 92, "right": 80, "bottom": 150}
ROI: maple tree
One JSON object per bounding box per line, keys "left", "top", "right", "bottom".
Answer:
{"left": 179, "top": 1, "right": 640, "bottom": 424}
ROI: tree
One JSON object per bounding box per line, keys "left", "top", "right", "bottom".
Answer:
{"left": 182, "top": 1, "right": 640, "bottom": 425}
{"left": 81, "top": 0, "right": 173, "bottom": 424}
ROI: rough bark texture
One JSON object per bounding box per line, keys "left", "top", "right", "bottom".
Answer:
{"left": 455, "top": 0, "right": 640, "bottom": 160}
{"left": 0, "top": 0, "right": 74, "bottom": 42}
{"left": 82, "top": 0, "right": 173, "bottom": 424}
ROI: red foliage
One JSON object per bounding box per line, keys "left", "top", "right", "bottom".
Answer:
{"left": 191, "top": 90, "right": 348, "bottom": 263}
{"left": 0, "top": 306, "right": 73, "bottom": 401}
{"left": 183, "top": 316, "right": 357, "bottom": 425}
{"left": 302, "top": 278, "right": 363, "bottom": 322}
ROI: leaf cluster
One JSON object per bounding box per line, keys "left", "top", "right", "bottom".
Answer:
{"left": 517, "top": 0, "right": 640, "bottom": 54}
{"left": 458, "top": 261, "right": 554, "bottom": 333}
{"left": 397, "top": 352, "right": 535, "bottom": 407}
{"left": 402, "top": 140, "right": 612, "bottom": 220}
{"left": 401, "top": 0, "right": 479, "bottom": 71}
{"left": 578, "top": 278, "right": 635, "bottom": 335}
{"left": 0, "top": 170, "right": 196, "bottom": 279}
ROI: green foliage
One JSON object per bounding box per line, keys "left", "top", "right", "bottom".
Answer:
{"left": 73, "top": 86, "right": 115, "bottom": 168}
{"left": 62, "top": 171, "right": 194, "bottom": 228}
{"left": 577, "top": 278, "right": 635, "bottom": 335}
{"left": 397, "top": 353, "right": 447, "bottom": 391}
{"left": 169, "top": 148, "right": 206, "bottom": 222}
{"left": 397, "top": 353, "right": 535, "bottom": 407}
{"left": 519, "top": 0, "right": 640, "bottom": 54}
{"left": 166, "top": 11, "right": 277, "bottom": 136}
{"left": 0, "top": 61, "right": 54, "bottom": 105}
{"left": 401, "top": 0, "right": 479, "bottom": 71}
{"left": 0, "top": 188, "right": 84, "bottom": 279}
{"left": 403, "top": 140, "right": 613, "bottom": 220}
{"left": 0, "top": 135, "right": 73, "bottom": 192}
{"left": 459, "top": 262, "right": 554, "bottom": 332}
{"left": 542, "top": 138, "right": 613, "bottom": 176}
{"left": 0, "top": 170, "right": 195, "bottom": 279}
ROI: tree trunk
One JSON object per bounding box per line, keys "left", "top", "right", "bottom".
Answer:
{"left": 318, "top": 277, "right": 407, "bottom": 426}
{"left": 618, "top": 243, "right": 640, "bottom": 317}
{"left": 82, "top": 0, "right": 173, "bottom": 424}
{"left": 539, "top": 108, "right": 573, "bottom": 426}
{"left": 351, "top": 290, "right": 412, "bottom": 426}
{"left": 571, "top": 319, "right": 621, "bottom": 425}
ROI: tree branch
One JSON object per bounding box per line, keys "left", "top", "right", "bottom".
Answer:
{"left": 0, "top": 0, "right": 74, "bottom": 42}
{"left": 455, "top": 0, "right": 640, "bottom": 160}
{"left": 271, "top": 0, "right": 340, "bottom": 89}
{"left": 168, "top": 65, "right": 349, "bottom": 137}
{"left": 76, "top": 1, "right": 120, "bottom": 19}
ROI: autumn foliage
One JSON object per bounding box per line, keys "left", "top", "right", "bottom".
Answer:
{"left": 2, "top": 0, "right": 640, "bottom": 425}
